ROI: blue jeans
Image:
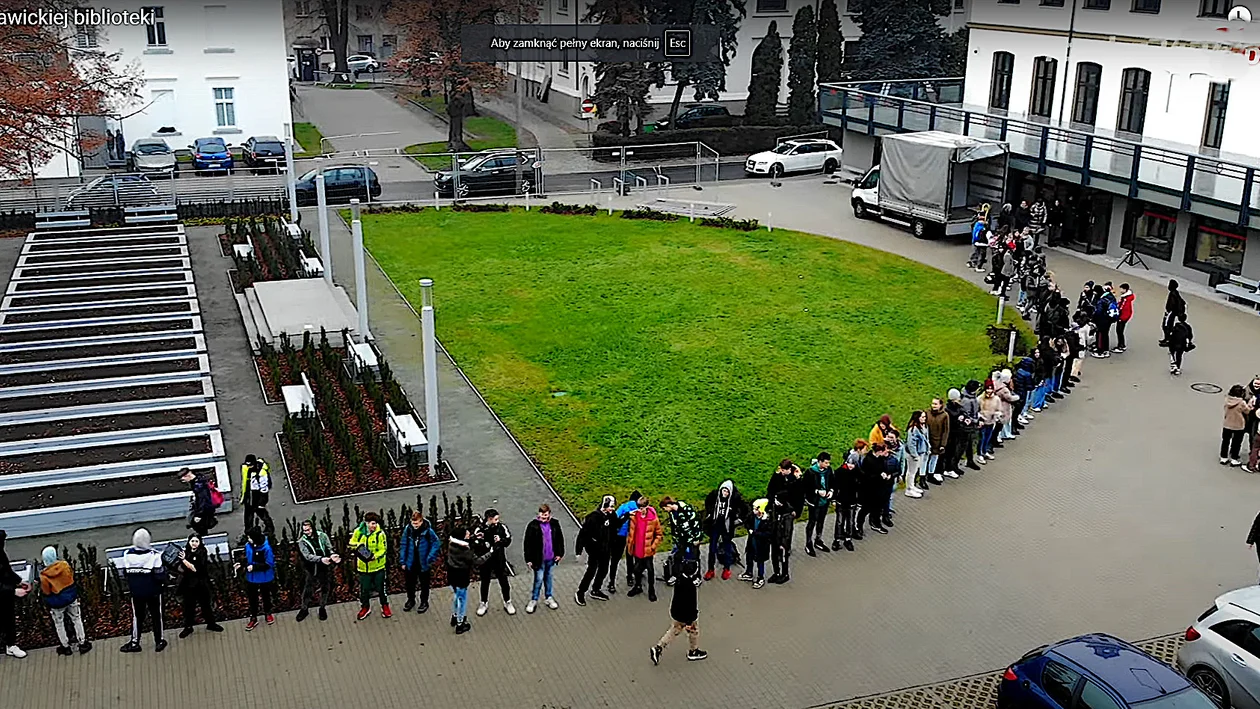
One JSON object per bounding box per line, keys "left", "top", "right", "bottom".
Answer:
{"left": 979, "top": 424, "right": 995, "bottom": 455}
{"left": 531, "top": 560, "right": 555, "bottom": 600}
{"left": 452, "top": 586, "right": 468, "bottom": 621}
{"left": 1031, "top": 382, "right": 1049, "bottom": 409}
{"left": 927, "top": 454, "right": 939, "bottom": 475}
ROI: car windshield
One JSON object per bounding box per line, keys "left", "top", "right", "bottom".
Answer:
{"left": 255, "top": 142, "right": 284, "bottom": 152}
{"left": 459, "top": 155, "right": 491, "bottom": 171}
{"left": 771, "top": 143, "right": 796, "bottom": 155}
{"left": 134, "top": 142, "right": 169, "bottom": 155}
{"left": 198, "top": 141, "right": 226, "bottom": 152}
{"left": 298, "top": 169, "right": 317, "bottom": 182}
{"left": 1134, "top": 689, "right": 1219, "bottom": 709}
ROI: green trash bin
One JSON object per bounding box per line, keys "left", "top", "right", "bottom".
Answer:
{"left": 642, "top": 124, "right": 656, "bottom": 134}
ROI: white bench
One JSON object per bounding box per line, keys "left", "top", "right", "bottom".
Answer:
{"left": 124, "top": 205, "right": 179, "bottom": 224}
{"left": 233, "top": 241, "right": 254, "bottom": 260}
{"left": 103, "top": 533, "right": 231, "bottom": 592}
{"left": 1216, "top": 276, "right": 1260, "bottom": 308}
{"left": 9, "top": 560, "right": 34, "bottom": 586}
{"left": 347, "top": 342, "right": 379, "bottom": 380}
{"left": 35, "top": 210, "right": 90, "bottom": 229}
{"left": 282, "top": 372, "right": 317, "bottom": 418}
{"left": 301, "top": 254, "right": 324, "bottom": 278}
{"left": 385, "top": 403, "right": 428, "bottom": 463}
{"left": 284, "top": 221, "right": 302, "bottom": 241}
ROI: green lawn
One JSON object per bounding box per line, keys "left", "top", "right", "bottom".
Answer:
{"left": 365, "top": 209, "right": 1009, "bottom": 513}
{"left": 293, "top": 122, "right": 324, "bottom": 158}
{"left": 402, "top": 95, "right": 518, "bottom": 171}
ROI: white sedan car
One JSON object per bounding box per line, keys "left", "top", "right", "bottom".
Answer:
{"left": 745, "top": 138, "right": 842, "bottom": 178}
{"left": 346, "top": 54, "right": 379, "bottom": 73}
{"left": 1178, "top": 585, "right": 1260, "bottom": 708}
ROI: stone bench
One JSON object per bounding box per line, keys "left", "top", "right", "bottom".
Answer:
{"left": 103, "top": 533, "right": 231, "bottom": 593}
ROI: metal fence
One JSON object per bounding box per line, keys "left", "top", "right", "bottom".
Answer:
{"left": 0, "top": 166, "right": 288, "bottom": 213}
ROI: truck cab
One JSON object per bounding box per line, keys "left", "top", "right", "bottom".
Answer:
{"left": 851, "top": 166, "right": 880, "bottom": 220}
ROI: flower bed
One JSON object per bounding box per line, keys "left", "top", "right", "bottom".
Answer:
{"left": 0, "top": 381, "right": 206, "bottom": 415}
{"left": 257, "top": 330, "right": 453, "bottom": 501}
{"left": 0, "top": 407, "right": 208, "bottom": 444}
{"left": 12, "top": 496, "right": 478, "bottom": 650}
{"left": 218, "top": 216, "right": 318, "bottom": 293}
{"left": 0, "top": 435, "right": 213, "bottom": 475}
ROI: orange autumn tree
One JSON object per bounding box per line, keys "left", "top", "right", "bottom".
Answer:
{"left": 389, "top": 0, "right": 535, "bottom": 152}
{"left": 0, "top": 0, "right": 142, "bottom": 179}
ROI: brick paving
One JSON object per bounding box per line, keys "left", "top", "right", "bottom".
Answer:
{"left": 3, "top": 177, "right": 1260, "bottom": 708}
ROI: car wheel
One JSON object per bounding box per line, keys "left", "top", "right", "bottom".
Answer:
{"left": 1188, "top": 668, "right": 1229, "bottom": 708}
{"left": 456, "top": 182, "right": 470, "bottom": 199}
{"left": 770, "top": 163, "right": 784, "bottom": 179}
{"left": 824, "top": 159, "right": 838, "bottom": 175}
{"left": 519, "top": 180, "right": 532, "bottom": 195}
{"left": 912, "top": 218, "right": 929, "bottom": 239}
{"left": 853, "top": 199, "right": 867, "bottom": 219}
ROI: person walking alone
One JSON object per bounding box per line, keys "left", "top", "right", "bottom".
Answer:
{"left": 702, "top": 481, "right": 745, "bottom": 580}
{"left": 238, "top": 455, "right": 274, "bottom": 538}
{"left": 349, "top": 512, "right": 390, "bottom": 620}
{"left": 1160, "top": 280, "right": 1187, "bottom": 347}
{"left": 1165, "top": 312, "right": 1194, "bottom": 376}
{"left": 235, "top": 528, "right": 276, "bottom": 631}
{"left": 120, "top": 528, "right": 167, "bottom": 653}
{"left": 1223, "top": 385, "right": 1255, "bottom": 467}
{"left": 182, "top": 468, "right": 217, "bottom": 536}
{"left": 297, "top": 519, "right": 338, "bottom": 622}
{"left": 177, "top": 534, "right": 223, "bottom": 636}
{"left": 39, "top": 546, "right": 92, "bottom": 655}
{"left": 575, "top": 496, "right": 618, "bottom": 605}
{"left": 399, "top": 511, "right": 440, "bottom": 615}
{"left": 904, "top": 412, "right": 929, "bottom": 497}
{"left": 524, "top": 504, "right": 565, "bottom": 613}
{"left": 803, "top": 453, "right": 835, "bottom": 556}
{"left": 1114, "top": 283, "right": 1135, "bottom": 353}
{"left": 649, "top": 558, "right": 707, "bottom": 666}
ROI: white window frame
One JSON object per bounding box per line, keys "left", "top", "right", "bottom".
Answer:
{"left": 144, "top": 6, "right": 166, "bottom": 46}
{"left": 213, "top": 87, "right": 236, "bottom": 127}
{"left": 75, "top": 24, "right": 99, "bottom": 49}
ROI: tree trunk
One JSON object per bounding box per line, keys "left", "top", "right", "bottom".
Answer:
{"left": 447, "top": 89, "right": 472, "bottom": 153}
{"left": 667, "top": 80, "right": 688, "bottom": 127}
{"left": 320, "top": 0, "right": 351, "bottom": 74}
{"left": 465, "top": 87, "right": 478, "bottom": 117}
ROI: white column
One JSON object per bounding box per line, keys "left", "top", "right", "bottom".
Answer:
{"left": 420, "top": 278, "right": 440, "bottom": 466}
{"left": 283, "top": 122, "right": 298, "bottom": 222}
{"left": 315, "top": 165, "right": 332, "bottom": 285}
{"left": 350, "top": 199, "right": 371, "bottom": 341}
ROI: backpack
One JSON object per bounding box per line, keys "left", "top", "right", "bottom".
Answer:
{"left": 1106, "top": 299, "right": 1120, "bottom": 322}
{"left": 207, "top": 479, "right": 225, "bottom": 508}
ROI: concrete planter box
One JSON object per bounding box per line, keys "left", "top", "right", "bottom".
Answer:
{"left": 0, "top": 315, "right": 203, "bottom": 350}
{"left": 0, "top": 401, "right": 219, "bottom": 453}
{"left": 0, "top": 429, "right": 225, "bottom": 490}
{"left": 0, "top": 461, "right": 231, "bottom": 540}
{"left": 5, "top": 269, "right": 194, "bottom": 296}
{"left": 0, "top": 299, "right": 200, "bottom": 328}
{"left": 0, "top": 375, "right": 215, "bottom": 422}
{"left": 13, "top": 258, "right": 192, "bottom": 281}
{"left": 17, "top": 245, "right": 188, "bottom": 265}
{"left": 26, "top": 224, "right": 183, "bottom": 242}
{"left": 0, "top": 353, "right": 210, "bottom": 397}
{"left": 0, "top": 337, "right": 207, "bottom": 368}
{"left": 2, "top": 284, "right": 198, "bottom": 311}
{"left": 22, "top": 234, "right": 186, "bottom": 255}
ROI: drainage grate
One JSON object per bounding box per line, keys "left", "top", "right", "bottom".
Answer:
{"left": 1191, "top": 383, "right": 1223, "bottom": 395}
{"left": 817, "top": 634, "right": 1185, "bottom": 709}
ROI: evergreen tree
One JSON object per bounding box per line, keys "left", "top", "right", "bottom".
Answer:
{"left": 585, "top": 0, "right": 663, "bottom": 136}
{"left": 786, "top": 5, "right": 818, "bottom": 126}
{"left": 942, "top": 27, "right": 969, "bottom": 76}
{"left": 816, "top": 0, "right": 843, "bottom": 85}
{"left": 659, "top": 0, "right": 747, "bottom": 127}
{"left": 744, "top": 20, "right": 784, "bottom": 125}
{"left": 848, "top": 0, "right": 946, "bottom": 80}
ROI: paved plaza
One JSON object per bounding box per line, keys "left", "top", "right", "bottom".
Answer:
{"left": 3, "top": 177, "right": 1260, "bottom": 708}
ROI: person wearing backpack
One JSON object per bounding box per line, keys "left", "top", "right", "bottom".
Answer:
{"left": 39, "top": 546, "right": 92, "bottom": 655}
{"left": 967, "top": 218, "right": 988, "bottom": 272}
{"left": 1091, "top": 284, "right": 1117, "bottom": 358}
{"left": 181, "top": 468, "right": 219, "bottom": 536}
{"left": 1165, "top": 312, "right": 1194, "bottom": 376}
{"left": 1114, "top": 283, "right": 1135, "bottom": 353}
{"left": 234, "top": 528, "right": 275, "bottom": 631}
{"left": 349, "top": 512, "right": 390, "bottom": 620}
{"left": 239, "top": 455, "right": 274, "bottom": 539}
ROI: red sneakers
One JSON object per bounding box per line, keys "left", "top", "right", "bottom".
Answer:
{"left": 356, "top": 607, "right": 371, "bottom": 621}
{"left": 703, "top": 570, "right": 715, "bottom": 581}
{"left": 245, "top": 619, "right": 258, "bottom": 631}
{"left": 721, "top": 569, "right": 731, "bottom": 581}
{"left": 265, "top": 614, "right": 275, "bottom": 625}
{"left": 381, "top": 605, "right": 392, "bottom": 619}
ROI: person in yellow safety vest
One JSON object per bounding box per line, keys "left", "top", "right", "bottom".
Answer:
{"left": 239, "top": 455, "right": 274, "bottom": 538}
{"left": 349, "top": 512, "right": 391, "bottom": 620}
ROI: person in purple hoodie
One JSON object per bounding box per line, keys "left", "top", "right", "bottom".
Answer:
{"left": 523, "top": 504, "right": 565, "bottom": 614}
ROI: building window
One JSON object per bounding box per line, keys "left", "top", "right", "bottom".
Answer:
{"left": 989, "top": 52, "right": 1014, "bottom": 110}
{"left": 381, "top": 34, "right": 396, "bottom": 59}
{"left": 355, "top": 4, "right": 373, "bottom": 21}
{"left": 1040, "top": 0, "right": 1064, "bottom": 5}
{"left": 1083, "top": 0, "right": 1110, "bottom": 8}
{"left": 295, "top": 0, "right": 312, "bottom": 16}
{"left": 1131, "top": 0, "right": 1160, "bottom": 13}
{"left": 558, "top": 0, "right": 569, "bottom": 13}
{"left": 954, "top": 0, "right": 965, "bottom": 9}
{"left": 320, "top": 36, "right": 332, "bottom": 50}
{"left": 1186, "top": 216, "right": 1246, "bottom": 275}
{"left": 1072, "top": 62, "right": 1102, "bottom": 125}
{"left": 1200, "top": 0, "right": 1230, "bottom": 17}
{"left": 213, "top": 87, "right": 236, "bottom": 127}
{"left": 997, "top": 0, "right": 1019, "bottom": 4}
{"left": 1029, "top": 56, "right": 1057, "bottom": 118}
{"left": 358, "top": 35, "right": 374, "bottom": 54}
{"left": 144, "top": 7, "right": 166, "bottom": 46}
{"left": 1117, "top": 68, "right": 1151, "bottom": 134}
{"left": 74, "top": 24, "right": 98, "bottom": 49}
{"left": 755, "top": 0, "right": 788, "bottom": 13}
{"left": 1122, "top": 204, "right": 1176, "bottom": 262}
{"left": 1202, "top": 81, "right": 1230, "bottom": 149}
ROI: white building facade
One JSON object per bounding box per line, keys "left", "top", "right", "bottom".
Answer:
{"left": 42, "top": 0, "right": 292, "bottom": 179}
{"left": 960, "top": 0, "right": 1260, "bottom": 283}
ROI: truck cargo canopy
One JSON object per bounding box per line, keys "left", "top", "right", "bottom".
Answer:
{"left": 880, "top": 131, "right": 1009, "bottom": 214}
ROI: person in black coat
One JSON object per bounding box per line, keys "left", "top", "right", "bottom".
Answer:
{"left": 1246, "top": 510, "right": 1260, "bottom": 583}
{"left": 1165, "top": 312, "right": 1194, "bottom": 375}
{"left": 739, "top": 499, "right": 773, "bottom": 588}
{"left": 702, "top": 480, "right": 746, "bottom": 580}
{"left": 177, "top": 534, "right": 223, "bottom": 637}
{"left": 575, "top": 496, "right": 618, "bottom": 605}
{"left": 855, "top": 444, "right": 891, "bottom": 537}
{"left": 473, "top": 510, "right": 513, "bottom": 616}
{"left": 766, "top": 459, "right": 802, "bottom": 585}
{"left": 802, "top": 453, "right": 835, "bottom": 556}
{"left": 1160, "top": 279, "right": 1187, "bottom": 347}
{"left": 649, "top": 558, "right": 706, "bottom": 665}
{"left": 182, "top": 468, "right": 217, "bottom": 536}
{"left": 831, "top": 450, "right": 861, "bottom": 551}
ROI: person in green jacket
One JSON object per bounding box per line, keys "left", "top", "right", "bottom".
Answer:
{"left": 348, "top": 512, "right": 390, "bottom": 621}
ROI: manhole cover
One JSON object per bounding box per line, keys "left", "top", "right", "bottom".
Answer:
{"left": 1191, "top": 383, "right": 1223, "bottom": 394}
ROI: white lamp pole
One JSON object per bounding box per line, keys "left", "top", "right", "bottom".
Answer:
{"left": 350, "top": 199, "right": 371, "bottom": 341}
{"left": 315, "top": 164, "right": 332, "bottom": 285}
{"left": 420, "top": 278, "right": 440, "bottom": 466}
{"left": 283, "top": 122, "right": 298, "bottom": 222}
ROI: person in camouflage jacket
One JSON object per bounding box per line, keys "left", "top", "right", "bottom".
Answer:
{"left": 659, "top": 497, "right": 703, "bottom": 586}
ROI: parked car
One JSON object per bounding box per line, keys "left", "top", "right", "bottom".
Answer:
{"left": 242, "top": 136, "right": 286, "bottom": 172}
{"left": 127, "top": 138, "right": 176, "bottom": 177}
{"left": 189, "top": 137, "right": 234, "bottom": 174}
{"left": 652, "top": 103, "right": 731, "bottom": 130}
{"left": 64, "top": 174, "right": 160, "bottom": 209}
{"left": 294, "top": 164, "right": 381, "bottom": 206}
{"left": 347, "top": 54, "right": 379, "bottom": 73}
{"left": 999, "top": 633, "right": 1217, "bottom": 709}
{"left": 744, "top": 138, "right": 842, "bottom": 178}
{"left": 1177, "top": 586, "right": 1260, "bottom": 708}
{"left": 433, "top": 150, "right": 539, "bottom": 198}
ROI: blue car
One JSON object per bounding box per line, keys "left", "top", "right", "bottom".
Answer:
{"left": 189, "top": 137, "right": 234, "bottom": 174}
{"left": 999, "top": 634, "right": 1217, "bottom": 709}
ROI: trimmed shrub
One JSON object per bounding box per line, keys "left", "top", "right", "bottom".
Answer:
{"left": 699, "top": 216, "right": 760, "bottom": 231}
{"left": 539, "top": 202, "right": 598, "bottom": 215}
{"left": 620, "top": 208, "right": 679, "bottom": 222}
{"left": 451, "top": 202, "right": 510, "bottom": 212}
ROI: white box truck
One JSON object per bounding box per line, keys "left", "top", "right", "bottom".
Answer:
{"left": 850, "top": 131, "right": 1009, "bottom": 238}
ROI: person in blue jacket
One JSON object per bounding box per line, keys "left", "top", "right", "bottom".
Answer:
{"left": 235, "top": 528, "right": 275, "bottom": 631}
{"left": 399, "top": 510, "right": 441, "bottom": 614}
{"left": 968, "top": 217, "right": 989, "bottom": 272}
{"left": 609, "top": 491, "right": 642, "bottom": 594}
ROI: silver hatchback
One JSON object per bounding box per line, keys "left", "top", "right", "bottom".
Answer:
{"left": 1178, "top": 586, "right": 1260, "bottom": 708}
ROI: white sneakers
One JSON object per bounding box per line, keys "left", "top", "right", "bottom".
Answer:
{"left": 904, "top": 487, "right": 924, "bottom": 498}
{"left": 943, "top": 470, "right": 960, "bottom": 479}
{"left": 525, "top": 600, "right": 537, "bottom": 614}
{"left": 476, "top": 601, "right": 489, "bottom": 617}
{"left": 544, "top": 596, "right": 559, "bottom": 610}
{"left": 525, "top": 597, "right": 558, "bottom": 613}
{"left": 931, "top": 473, "right": 944, "bottom": 484}
{"left": 504, "top": 600, "right": 517, "bottom": 615}
{"left": 5, "top": 646, "right": 26, "bottom": 659}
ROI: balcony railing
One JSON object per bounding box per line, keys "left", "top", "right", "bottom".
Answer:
{"left": 819, "top": 79, "right": 1260, "bottom": 229}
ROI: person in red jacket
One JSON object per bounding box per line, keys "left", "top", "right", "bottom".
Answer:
{"left": 1115, "top": 283, "right": 1135, "bottom": 354}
